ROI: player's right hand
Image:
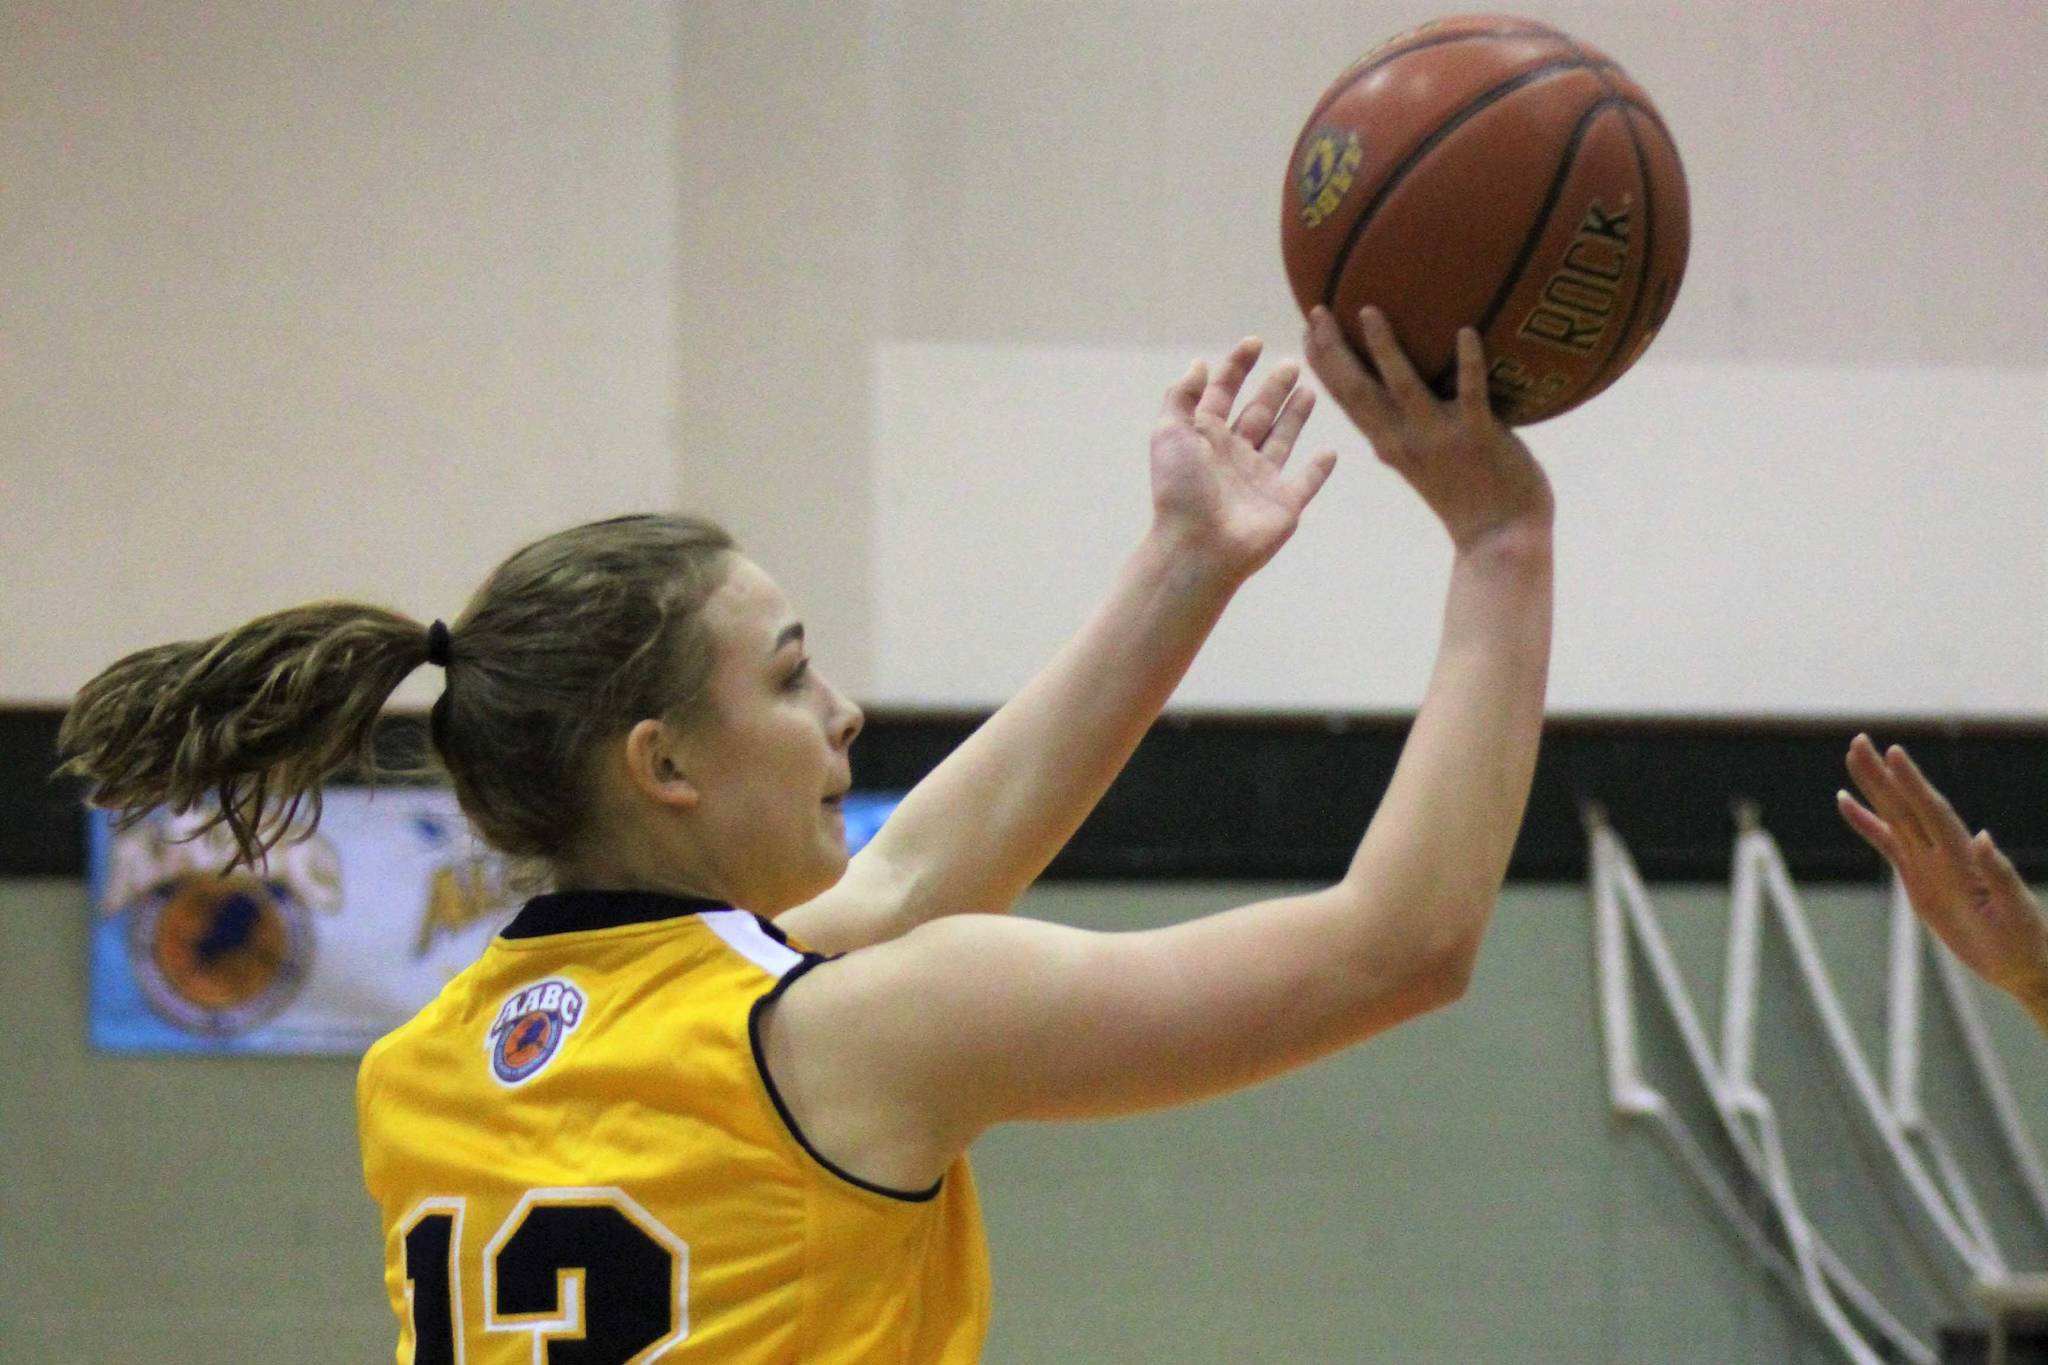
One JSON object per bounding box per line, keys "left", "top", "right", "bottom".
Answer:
{"left": 1305, "top": 304, "right": 1553, "bottom": 556}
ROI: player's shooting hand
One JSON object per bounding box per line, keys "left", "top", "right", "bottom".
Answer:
{"left": 1305, "top": 305, "right": 1553, "bottom": 556}
{"left": 1840, "top": 734, "right": 2048, "bottom": 1007}
{"left": 1149, "top": 337, "right": 1338, "bottom": 581}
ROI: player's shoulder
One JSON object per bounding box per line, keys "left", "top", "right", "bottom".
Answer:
{"left": 774, "top": 912, "right": 1088, "bottom": 1025}
{"left": 358, "top": 958, "right": 478, "bottom": 1083}
{"left": 364, "top": 900, "right": 813, "bottom": 1091}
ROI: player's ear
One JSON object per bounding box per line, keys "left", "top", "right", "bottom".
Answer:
{"left": 623, "top": 719, "right": 700, "bottom": 811}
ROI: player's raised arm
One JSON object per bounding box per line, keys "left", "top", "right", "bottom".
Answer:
{"left": 777, "top": 340, "right": 1335, "bottom": 954}
{"left": 1840, "top": 734, "right": 2048, "bottom": 1035}
{"left": 760, "top": 308, "right": 1553, "bottom": 1189}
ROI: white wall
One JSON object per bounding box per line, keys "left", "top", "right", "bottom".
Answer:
{"left": 2, "top": 2, "right": 682, "bottom": 706}
{"left": 6, "top": 1, "right": 2046, "bottom": 715}
{"left": 873, "top": 345, "right": 2048, "bottom": 713}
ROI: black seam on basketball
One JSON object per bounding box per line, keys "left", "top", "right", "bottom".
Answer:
{"left": 1562, "top": 44, "right": 1671, "bottom": 142}
{"left": 1563, "top": 38, "right": 1618, "bottom": 91}
{"left": 1291, "top": 27, "right": 1581, "bottom": 162}
{"left": 1320, "top": 59, "right": 1598, "bottom": 313}
{"left": 1573, "top": 105, "right": 1660, "bottom": 406}
{"left": 1426, "top": 97, "right": 1625, "bottom": 395}
{"left": 1617, "top": 97, "right": 1675, "bottom": 143}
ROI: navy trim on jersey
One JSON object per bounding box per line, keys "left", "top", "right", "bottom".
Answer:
{"left": 749, "top": 957, "right": 946, "bottom": 1204}
{"left": 501, "top": 889, "right": 732, "bottom": 939}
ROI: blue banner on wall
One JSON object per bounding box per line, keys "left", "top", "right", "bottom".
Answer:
{"left": 87, "top": 789, "right": 903, "bottom": 1055}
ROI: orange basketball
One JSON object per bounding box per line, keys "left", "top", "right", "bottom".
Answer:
{"left": 1281, "top": 14, "right": 1689, "bottom": 424}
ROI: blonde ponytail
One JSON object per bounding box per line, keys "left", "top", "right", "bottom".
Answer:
{"left": 59, "top": 603, "right": 431, "bottom": 868}
{"left": 61, "top": 513, "right": 738, "bottom": 879}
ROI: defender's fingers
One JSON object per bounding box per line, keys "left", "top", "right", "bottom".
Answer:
{"left": 1261, "top": 384, "right": 1316, "bottom": 467}
{"left": 1196, "top": 337, "right": 1264, "bottom": 422}
{"left": 1847, "top": 735, "right": 1924, "bottom": 844}
{"left": 1975, "top": 833, "right": 2041, "bottom": 921}
{"left": 1887, "top": 745, "right": 1974, "bottom": 854}
{"left": 1878, "top": 744, "right": 1951, "bottom": 852}
{"left": 1358, "top": 307, "right": 1428, "bottom": 407}
{"left": 1233, "top": 362, "right": 1300, "bottom": 448}
{"left": 1838, "top": 789, "right": 1903, "bottom": 862}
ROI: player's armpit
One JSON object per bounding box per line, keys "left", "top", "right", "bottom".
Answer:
{"left": 757, "top": 895, "right": 1467, "bottom": 1190}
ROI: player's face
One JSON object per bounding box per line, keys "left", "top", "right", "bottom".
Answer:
{"left": 671, "top": 556, "right": 864, "bottom": 913}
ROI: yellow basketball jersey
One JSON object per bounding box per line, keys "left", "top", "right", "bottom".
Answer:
{"left": 357, "top": 890, "right": 990, "bottom": 1363}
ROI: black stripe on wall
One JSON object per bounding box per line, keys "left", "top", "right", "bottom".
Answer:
{"left": 8, "top": 707, "right": 2048, "bottom": 883}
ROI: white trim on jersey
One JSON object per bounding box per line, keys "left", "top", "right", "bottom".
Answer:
{"left": 700, "top": 909, "right": 803, "bottom": 978}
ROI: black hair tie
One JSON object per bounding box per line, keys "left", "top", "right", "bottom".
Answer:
{"left": 424, "top": 619, "right": 454, "bottom": 669}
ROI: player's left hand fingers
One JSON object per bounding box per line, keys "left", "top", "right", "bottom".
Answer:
{"left": 1232, "top": 361, "right": 1300, "bottom": 449}
{"left": 1196, "top": 337, "right": 1263, "bottom": 424}
{"left": 1159, "top": 358, "right": 1207, "bottom": 427}
{"left": 1284, "top": 447, "right": 1339, "bottom": 510}
{"left": 1259, "top": 383, "right": 1316, "bottom": 469}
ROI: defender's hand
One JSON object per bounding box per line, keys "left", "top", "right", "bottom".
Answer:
{"left": 1840, "top": 734, "right": 2048, "bottom": 1002}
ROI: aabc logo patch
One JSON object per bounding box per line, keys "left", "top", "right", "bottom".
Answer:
{"left": 486, "top": 978, "right": 586, "bottom": 1086}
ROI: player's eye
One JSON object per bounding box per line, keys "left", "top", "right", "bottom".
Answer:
{"left": 782, "top": 657, "right": 811, "bottom": 691}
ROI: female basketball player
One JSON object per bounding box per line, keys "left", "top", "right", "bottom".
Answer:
{"left": 1840, "top": 734, "right": 2048, "bottom": 1035}
{"left": 59, "top": 305, "right": 1554, "bottom": 1362}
